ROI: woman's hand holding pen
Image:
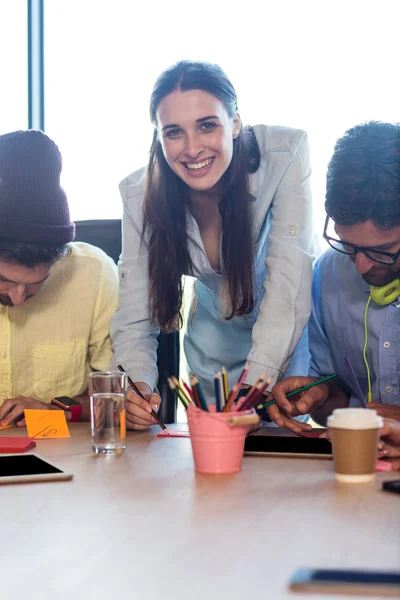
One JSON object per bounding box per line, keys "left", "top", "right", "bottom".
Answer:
{"left": 267, "top": 376, "right": 328, "bottom": 434}
{"left": 126, "top": 382, "right": 161, "bottom": 431}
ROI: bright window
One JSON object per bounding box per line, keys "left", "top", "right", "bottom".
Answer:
{"left": 0, "top": 0, "right": 27, "bottom": 133}
{"left": 45, "top": 0, "right": 400, "bottom": 230}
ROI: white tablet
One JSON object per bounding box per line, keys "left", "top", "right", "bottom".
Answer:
{"left": 0, "top": 454, "right": 73, "bottom": 484}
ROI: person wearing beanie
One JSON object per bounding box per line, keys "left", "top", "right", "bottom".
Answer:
{"left": 0, "top": 130, "right": 118, "bottom": 426}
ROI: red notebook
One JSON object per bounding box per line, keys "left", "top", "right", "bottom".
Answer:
{"left": 0, "top": 437, "right": 36, "bottom": 453}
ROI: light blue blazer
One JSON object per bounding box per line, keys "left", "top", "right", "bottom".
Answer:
{"left": 111, "top": 125, "right": 315, "bottom": 400}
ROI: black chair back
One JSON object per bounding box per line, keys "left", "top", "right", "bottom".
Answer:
{"left": 74, "top": 219, "right": 178, "bottom": 423}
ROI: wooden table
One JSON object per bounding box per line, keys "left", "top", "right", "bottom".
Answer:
{"left": 1, "top": 424, "right": 399, "bottom": 600}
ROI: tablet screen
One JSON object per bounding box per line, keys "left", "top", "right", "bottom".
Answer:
{"left": 244, "top": 434, "right": 332, "bottom": 455}
{"left": 0, "top": 455, "right": 63, "bottom": 477}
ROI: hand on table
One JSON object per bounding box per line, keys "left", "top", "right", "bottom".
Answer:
{"left": 0, "top": 395, "right": 60, "bottom": 427}
{"left": 267, "top": 376, "right": 328, "bottom": 434}
{"left": 378, "top": 418, "right": 400, "bottom": 470}
{"left": 126, "top": 382, "right": 161, "bottom": 431}
{"left": 368, "top": 403, "right": 400, "bottom": 423}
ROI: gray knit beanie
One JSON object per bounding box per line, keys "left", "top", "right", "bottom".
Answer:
{"left": 0, "top": 129, "right": 75, "bottom": 244}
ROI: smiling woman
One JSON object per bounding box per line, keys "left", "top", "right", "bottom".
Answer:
{"left": 110, "top": 60, "right": 315, "bottom": 431}
{"left": 158, "top": 91, "right": 241, "bottom": 193}
{"left": 146, "top": 68, "right": 256, "bottom": 328}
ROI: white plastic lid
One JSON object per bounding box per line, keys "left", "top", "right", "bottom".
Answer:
{"left": 327, "top": 408, "right": 383, "bottom": 430}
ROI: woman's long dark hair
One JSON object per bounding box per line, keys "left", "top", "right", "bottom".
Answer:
{"left": 143, "top": 61, "right": 260, "bottom": 332}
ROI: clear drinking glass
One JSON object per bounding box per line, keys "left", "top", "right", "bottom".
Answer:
{"left": 88, "top": 371, "right": 127, "bottom": 455}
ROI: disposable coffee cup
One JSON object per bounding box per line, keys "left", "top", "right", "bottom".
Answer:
{"left": 327, "top": 408, "right": 383, "bottom": 483}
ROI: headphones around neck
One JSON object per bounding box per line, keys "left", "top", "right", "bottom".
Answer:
{"left": 370, "top": 279, "right": 400, "bottom": 306}
{"left": 362, "top": 279, "right": 400, "bottom": 403}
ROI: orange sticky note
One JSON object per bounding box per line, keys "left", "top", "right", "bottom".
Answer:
{"left": 0, "top": 424, "right": 13, "bottom": 431}
{"left": 24, "top": 409, "right": 71, "bottom": 439}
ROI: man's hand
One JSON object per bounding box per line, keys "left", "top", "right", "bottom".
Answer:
{"left": 267, "top": 376, "right": 328, "bottom": 434}
{"left": 369, "top": 403, "right": 400, "bottom": 423}
{"left": 378, "top": 418, "right": 400, "bottom": 470}
{"left": 0, "top": 396, "right": 59, "bottom": 427}
{"left": 126, "top": 382, "right": 161, "bottom": 431}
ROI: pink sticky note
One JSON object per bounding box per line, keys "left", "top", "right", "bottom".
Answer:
{"left": 157, "top": 427, "right": 190, "bottom": 438}
{"left": 376, "top": 459, "right": 393, "bottom": 472}
{"left": 0, "top": 437, "right": 36, "bottom": 453}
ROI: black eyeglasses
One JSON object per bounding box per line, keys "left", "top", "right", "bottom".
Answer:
{"left": 323, "top": 216, "right": 400, "bottom": 265}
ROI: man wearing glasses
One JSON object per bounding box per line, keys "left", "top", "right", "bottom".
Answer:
{"left": 268, "top": 121, "right": 400, "bottom": 434}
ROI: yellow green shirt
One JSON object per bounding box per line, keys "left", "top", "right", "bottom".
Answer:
{"left": 0, "top": 242, "right": 119, "bottom": 405}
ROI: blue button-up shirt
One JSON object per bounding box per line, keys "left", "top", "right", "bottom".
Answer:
{"left": 309, "top": 249, "right": 400, "bottom": 406}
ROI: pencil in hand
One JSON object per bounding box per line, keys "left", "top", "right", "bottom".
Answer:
{"left": 117, "top": 364, "right": 169, "bottom": 433}
{"left": 256, "top": 373, "right": 337, "bottom": 410}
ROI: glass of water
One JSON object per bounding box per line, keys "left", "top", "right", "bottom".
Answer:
{"left": 88, "top": 371, "right": 127, "bottom": 455}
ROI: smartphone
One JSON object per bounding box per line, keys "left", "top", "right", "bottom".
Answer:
{"left": 244, "top": 431, "right": 332, "bottom": 458}
{"left": 0, "top": 454, "right": 73, "bottom": 484}
{"left": 382, "top": 479, "right": 400, "bottom": 495}
{"left": 289, "top": 568, "right": 400, "bottom": 596}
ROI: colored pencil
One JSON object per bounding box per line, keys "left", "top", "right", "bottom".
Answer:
{"left": 117, "top": 364, "right": 168, "bottom": 432}
{"left": 256, "top": 398, "right": 276, "bottom": 410}
{"left": 191, "top": 383, "right": 202, "bottom": 409}
{"left": 285, "top": 373, "right": 337, "bottom": 398}
{"left": 190, "top": 374, "right": 209, "bottom": 412}
{"left": 240, "top": 376, "right": 273, "bottom": 411}
{"left": 221, "top": 366, "right": 229, "bottom": 403}
{"left": 223, "top": 362, "right": 249, "bottom": 412}
{"left": 214, "top": 373, "right": 222, "bottom": 412}
{"left": 171, "top": 375, "right": 192, "bottom": 405}
{"left": 218, "top": 372, "right": 226, "bottom": 410}
{"left": 236, "top": 382, "right": 263, "bottom": 412}
{"left": 168, "top": 378, "right": 189, "bottom": 410}
{"left": 256, "top": 373, "right": 337, "bottom": 410}
{"left": 238, "top": 370, "right": 267, "bottom": 409}
{"left": 182, "top": 379, "right": 194, "bottom": 401}
{"left": 344, "top": 358, "right": 367, "bottom": 408}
